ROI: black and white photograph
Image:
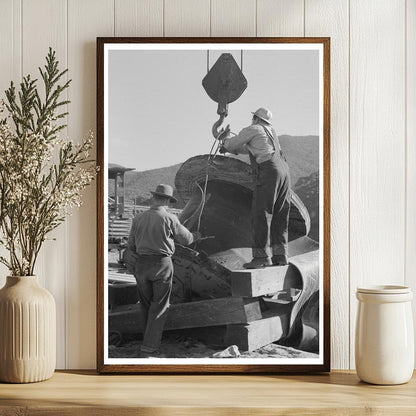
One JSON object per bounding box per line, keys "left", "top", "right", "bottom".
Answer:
{"left": 98, "top": 39, "right": 330, "bottom": 372}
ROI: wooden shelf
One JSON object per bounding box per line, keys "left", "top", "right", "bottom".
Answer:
{"left": 0, "top": 370, "right": 415, "bottom": 415}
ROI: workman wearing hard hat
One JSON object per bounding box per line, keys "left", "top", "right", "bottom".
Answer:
{"left": 127, "top": 184, "right": 201, "bottom": 355}
{"left": 221, "top": 108, "right": 290, "bottom": 269}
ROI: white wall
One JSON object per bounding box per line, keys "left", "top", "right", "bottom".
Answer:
{"left": 0, "top": 0, "right": 414, "bottom": 370}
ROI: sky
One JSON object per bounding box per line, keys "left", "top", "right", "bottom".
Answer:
{"left": 108, "top": 48, "right": 319, "bottom": 171}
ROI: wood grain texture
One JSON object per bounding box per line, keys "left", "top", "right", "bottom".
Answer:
{"left": 211, "top": 0, "right": 256, "bottom": 37}
{"left": 164, "top": 0, "right": 210, "bottom": 37}
{"left": 67, "top": 0, "right": 114, "bottom": 369}
{"left": 0, "top": 0, "right": 21, "bottom": 96}
{"left": 0, "top": 371, "right": 415, "bottom": 415}
{"left": 109, "top": 298, "right": 262, "bottom": 333}
{"left": 115, "top": 0, "right": 163, "bottom": 37}
{"left": 406, "top": 0, "right": 416, "bottom": 364}
{"left": 224, "top": 314, "right": 284, "bottom": 351}
{"left": 257, "top": 0, "right": 304, "bottom": 36}
{"left": 22, "top": 0, "right": 68, "bottom": 369}
{"left": 96, "top": 37, "right": 106, "bottom": 376}
{"left": 305, "top": 0, "right": 350, "bottom": 370}
{"left": 0, "top": 0, "right": 21, "bottom": 290}
{"left": 231, "top": 265, "right": 289, "bottom": 297}
{"left": 349, "top": 0, "right": 406, "bottom": 368}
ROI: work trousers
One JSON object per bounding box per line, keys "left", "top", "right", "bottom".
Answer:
{"left": 134, "top": 255, "right": 173, "bottom": 352}
{"left": 249, "top": 152, "right": 290, "bottom": 260}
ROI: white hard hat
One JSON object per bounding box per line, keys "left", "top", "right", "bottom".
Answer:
{"left": 251, "top": 108, "right": 272, "bottom": 124}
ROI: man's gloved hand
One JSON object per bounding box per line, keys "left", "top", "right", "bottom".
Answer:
{"left": 192, "top": 231, "right": 202, "bottom": 242}
{"left": 216, "top": 124, "right": 231, "bottom": 141}
{"left": 219, "top": 145, "right": 227, "bottom": 154}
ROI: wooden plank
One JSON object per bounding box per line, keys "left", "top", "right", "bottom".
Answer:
{"left": 109, "top": 297, "right": 262, "bottom": 333}
{"left": 231, "top": 265, "right": 290, "bottom": 297}
{"left": 349, "top": 0, "right": 406, "bottom": 369}
{"left": 257, "top": 0, "right": 304, "bottom": 36}
{"left": 406, "top": 0, "right": 416, "bottom": 366}
{"left": 2, "top": 371, "right": 416, "bottom": 414}
{"left": 211, "top": 0, "right": 256, "bottom": 37}
{"left": 305, "top": 0, "right": 350, "bottom": 370}
{"left": 225, "top": 314, "right": 284, "bottom": 351}
{"left": 108, "top": 270, "right": 135, "bottom": 284}
{"left": 67, "top": 0, "right": 114, "bottom": 369}
{"left": 108, "top": 283, "right": 138, "bottom": 308}
{"left": 164, "top": 0, "right": 210, "bottom": 37}
{"left": 115, "top": 0, "right": 163, "bottom": 37}
{"left": 171, "top": 298, "right": 262, "bottom": 329}
{"left": 0, "top": 0, "right": 21, "bottom": 290}
{"left": 189, "top": 303, "right": 312, "bottom": 353}
{"left": 0, "top": 0, "right": 21, "bottom": 97}
{"left": 231, "top": 238, "right": 318, "bottom": 298}
{"left": 22, "top": 0, "right": 67, "bottom": 369}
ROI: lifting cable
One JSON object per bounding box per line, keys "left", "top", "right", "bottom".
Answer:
{"left": 194, "top": 50, "right": 243, "bottom": 243}
{"left": 195, "top": 137, "right": 221, "bottom": 235}
{"left": 206, "top": 50, "right": 244, "bottom": 71}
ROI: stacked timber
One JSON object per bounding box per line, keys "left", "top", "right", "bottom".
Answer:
{"left": 109, "top": 238, "right": 319, "bottom": 352}
{"left": 108, "top": 155, "right": 320, "bottom": 353}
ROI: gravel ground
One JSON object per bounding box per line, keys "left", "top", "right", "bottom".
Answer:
{"left": 108, "top": 333, "right": 318, "bottom": 359}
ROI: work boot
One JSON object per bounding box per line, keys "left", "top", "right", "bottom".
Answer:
{"left": 272, "top": 255, "right": 288, "bottom": 266}
{"left": 138, "top": 345, "right": 165, "bottom": 358}
{"left": 140, "top": 345, "right": 158, "bottom": 354}
{"left": 243, "top": 257, "right": 272, "bottom": 269}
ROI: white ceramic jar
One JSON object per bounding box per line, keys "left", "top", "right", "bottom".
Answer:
{"left": 355, "top": 285, "right": 414, "bottom": 385}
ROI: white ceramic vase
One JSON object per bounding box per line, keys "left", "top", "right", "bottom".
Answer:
{"left": 355, "top": 285, "right": 414, "bottom": 385}
{"left": 0, "top": 276, "right": 56, "bottom": 383}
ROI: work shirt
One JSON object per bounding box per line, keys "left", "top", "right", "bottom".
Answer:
{"left": 127, "top": 206, "right": 195, "bottom": 257}
{"left": 223, "top": 124, "right": 281, "bottom": 163}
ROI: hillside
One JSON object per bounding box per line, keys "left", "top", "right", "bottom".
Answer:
{"left": 280, "top": 135, "right": 319, "bottom": 186}
{"left": 123, "top": 163, "right": 182, "bottom": 207}
{"left": 229, "top": 135, "right": 318, "bottom": 188}
{"left": 110, "top": 135, "right": 319, "bottom": 210}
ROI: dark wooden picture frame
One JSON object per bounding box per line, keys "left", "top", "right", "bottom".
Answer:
{"left": 97, "top": 37, "right": 330, "bottom": 373}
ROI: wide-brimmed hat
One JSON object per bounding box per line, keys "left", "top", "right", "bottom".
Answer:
{"left": 251, "top": 107, "right": 272, "bottom": 124}
{"left": 151, "top": 184, "right": 177, "bottom": 203}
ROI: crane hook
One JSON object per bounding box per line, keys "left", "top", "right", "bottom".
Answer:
{"left": 212, "top": 103, "right": 230, "bottom": 140}
{"left": 212, "top": 113, "right": 227, "bottom": 139}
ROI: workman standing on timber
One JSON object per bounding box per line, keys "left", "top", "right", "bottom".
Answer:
{"left": 221, "top": 107, "right": 290, "bottom": 269}
{"left": 127, "top": 184, "right": 201, "bottom": 355}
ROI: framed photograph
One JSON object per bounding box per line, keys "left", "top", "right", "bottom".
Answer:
{"left": 97, "top": 37, "right": 330, "bottom": 373}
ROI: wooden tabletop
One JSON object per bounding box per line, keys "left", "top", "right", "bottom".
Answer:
{"left": 0, "top": 370, "right": 415, "bottom": 415}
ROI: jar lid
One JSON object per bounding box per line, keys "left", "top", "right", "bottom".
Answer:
{"left": 357, "top": 285, "right": 411, "bottom": 294}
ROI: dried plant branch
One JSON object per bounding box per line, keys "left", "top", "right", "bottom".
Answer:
{"left": 0, "top": 48, "right": 96, "bottom": 276}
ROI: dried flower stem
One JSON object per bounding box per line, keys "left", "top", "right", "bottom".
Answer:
{"left": 0, "top": 48, "right": 96, "bottom": 276}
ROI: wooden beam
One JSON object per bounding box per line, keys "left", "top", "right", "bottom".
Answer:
{"left": 171, "top": 297, "right": 261, "bottom": 329}
{"left": 231, "top": 265, "right": 293, "bottom": 297}
{"left": 108, "top": 283, "right": 138, "bottom": 309}
{"left": 109, "top": 297, "right": 262, "bottom": 334}
{"left": 230, "top": 239, "right": 320, "bottom": 298}
{"left": 109, "top": 304, "right": 147, "bottom": 334}
{"left": 224, "top": 313, "right": 285, "bottom": 351}
{"left": 185, "top": 311, "right": 287, "bottom": 352}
